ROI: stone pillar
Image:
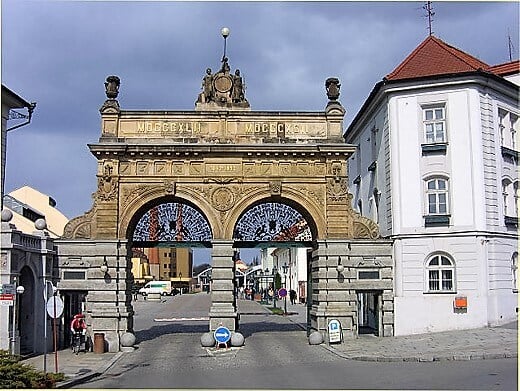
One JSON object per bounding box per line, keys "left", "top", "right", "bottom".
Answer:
{"left": 310, "top": 240, "right": 357, "bottom": 338}
{"left": 208, "top": 240, "right": 237, "bottom": 331}
{"left": 56, "top": 239, "right": 133, "bottom": 352}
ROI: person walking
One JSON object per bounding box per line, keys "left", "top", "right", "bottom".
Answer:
{"left": 289, "top": 289, "right": 297, "bottom": 305}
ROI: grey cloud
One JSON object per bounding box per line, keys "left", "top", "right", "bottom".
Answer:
{"left": 2, "top": 1, "right": 518, "bottom": 219}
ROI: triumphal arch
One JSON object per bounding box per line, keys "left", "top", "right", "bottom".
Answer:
{"left": 57, "top": 55, "right": 393, "bottom": 352}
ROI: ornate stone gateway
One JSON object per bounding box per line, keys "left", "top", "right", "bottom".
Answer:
{"left": 57, "top": 53, "right": 393, "bottom": 352}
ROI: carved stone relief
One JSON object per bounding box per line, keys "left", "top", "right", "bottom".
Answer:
{"left": 326, "top": 178, "right": 348, "bottom": 202}
{"left": 96, "top": 162, "right": 118, "bottom": 202}
{"left": 62, "top": 206, "right": 96, "bottom": 239}
{"left": 270, "top": 181, "right": 282, "bottom": 196}
{"left": 163, "top": 180, "right": 176, "bottom": 195}
{"left": 211, "top": 187, "right": 235, "bottom": 211}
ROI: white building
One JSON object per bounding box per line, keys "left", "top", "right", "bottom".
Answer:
{"left": 345, "top": 35, "right": 519, "bottom": 335}
{"left": 270, "top": 247, "right": 308, "bottom": 304}
{"left": 1, "top": 186, "right": 69, "bottom": 355}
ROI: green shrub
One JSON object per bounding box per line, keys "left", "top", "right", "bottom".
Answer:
{"left": 274, "top": 272, "right": 282, "bottom": 290}
{"left": 0, "top": 350, "right": 65, "bottom": 388}
{"left": 268, "top": 307, "right": 284, "bottom": 315}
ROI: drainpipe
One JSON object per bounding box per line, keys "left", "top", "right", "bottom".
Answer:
{"left": 2, "top": 102, "right": 37, "bottom": 210}
{"left": 6, "top": 102, "right": 36, "bottom": 132}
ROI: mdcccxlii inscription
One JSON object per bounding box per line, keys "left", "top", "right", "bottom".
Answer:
{"left": 130, "top": 120, "right": 326, "bottom": 139}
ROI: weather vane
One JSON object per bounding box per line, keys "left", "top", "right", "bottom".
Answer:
{"left": 221, "top": 27, "right": 230, "bottom": 62}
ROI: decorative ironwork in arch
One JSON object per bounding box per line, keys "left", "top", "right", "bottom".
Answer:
{"left": 132, "top": 202, "right": 212, "bottom": 243}
{"left": 233, "top": 202, "right": 312, "bottom": 242}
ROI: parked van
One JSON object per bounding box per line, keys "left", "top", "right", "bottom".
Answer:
{"left": 138, "top": 281, "right": 174, "bottom": 296}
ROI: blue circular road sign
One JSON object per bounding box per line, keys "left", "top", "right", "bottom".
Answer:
{"left": 278, "top": 288, "right": 287, "bottom": 298}
{"left": 214, "top": 326, "right": 231, "bottom": 344}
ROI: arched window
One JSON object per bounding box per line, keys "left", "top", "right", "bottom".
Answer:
{"left": 426, "top": 254, "right": 455, "bottom": 292}
{"left": 514, "top": 182, "right": 519, "bottom": 217}
{"left": 502, "top": 179, "right": 512, "bottom": 216}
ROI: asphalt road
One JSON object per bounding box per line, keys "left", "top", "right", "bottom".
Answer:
{"left": 77, "top": 293, "right": 517, "bottom": 390}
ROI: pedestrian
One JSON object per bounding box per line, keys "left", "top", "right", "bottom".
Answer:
{"left": 289, "top": 289, "right": 297, "bottom": 305}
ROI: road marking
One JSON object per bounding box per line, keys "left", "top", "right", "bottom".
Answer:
{"left": 154, "top": 317, "right": 209, "bottom": 322}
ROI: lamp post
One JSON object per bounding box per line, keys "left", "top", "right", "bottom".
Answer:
{"left": 282, "top": 262, "right": 288, "bottom": 315}
{"left": 11, "top": 280, "right": 25, "bottom": 355}
{"left": 179, "top": 272, "right": 182, "bottom": 295}
{"left": 34, "top": 218, "right": 52, "bottom": 374}
{"left": 221, "top": 27, "right": 230, "bottom": 61}
{"left": 272, "top": 265, "right": 278, "bottom": 309}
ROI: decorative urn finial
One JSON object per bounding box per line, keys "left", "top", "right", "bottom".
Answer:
{"left": 104, "top": 76, "right": 121, "bottom": 99}
{"left": 325, "top": 77, "right": 341, "bottom": 101}
{"left": 100, "top": 75, "right": 121, "bottom": 113}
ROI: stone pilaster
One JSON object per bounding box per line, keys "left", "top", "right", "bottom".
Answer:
{"left": 56, "top": 239, "right": 133, "bottom": 352}
{"left": 310, "top": 239, "right": 394, "bottom": 340}
{"left": 208, "top": 240, "right": 237, "bottom": 331}
{"left": 310, "top": 240, "right": 356, "bottom": 338}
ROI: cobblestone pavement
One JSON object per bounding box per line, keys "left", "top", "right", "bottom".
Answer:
{"left": 20, "top": 293, "right": 517, "bottom": 387}
{"left": 268, "top": 299, "right": 518, "bottom": 362}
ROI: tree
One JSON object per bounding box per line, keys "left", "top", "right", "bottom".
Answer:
{"left": 274, "top": 272, "right": 282, "bottom": 290}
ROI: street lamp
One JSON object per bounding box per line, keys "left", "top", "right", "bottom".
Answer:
{"left": 11, "top": 281, "right": 25, "bottom": 355}
{"left": 282, "top": 262, "right": 288, "bottom": 315}
{"left": 43, "top": 281, "right": 57, "bottom": 374}
{"left": 272, "top": 265, "right": 278, "bottom": 309}
{"left": 179, "top": 272, "right": 182, "bottom": 295}
{"left": 100, "top": 257, "right": 109, "bottom": 274}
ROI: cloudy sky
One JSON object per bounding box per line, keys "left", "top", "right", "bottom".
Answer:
{"left": 3, "top": 0, "right": 519, "bottom": 222}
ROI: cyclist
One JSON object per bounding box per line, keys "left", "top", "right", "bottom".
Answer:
{"left": 70, "top": 313, "right": 87, "bottom": 353}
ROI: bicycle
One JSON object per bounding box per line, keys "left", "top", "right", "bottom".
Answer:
{"left": 71, "top": 331, "right": 85, "bottom": 354}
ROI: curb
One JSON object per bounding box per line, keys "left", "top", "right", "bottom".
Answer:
{"left": 55, "top": 351, "right": 124, "bottom": 388}
{"left": 320, "top": 344, "right": 518, "bottom": 362}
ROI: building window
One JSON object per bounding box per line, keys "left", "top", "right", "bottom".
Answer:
{"left": 426, "top": 254, "right": 455, "bottom": 292}
{"left": 502, "top": 179, "right": 510, "bottom": 215}
{"left": 502, "top": 180, "right": 519, "bottom": 225}
{"left": 426, "top": 178, "right": 448, "bottom": 215}
{"left": 423, "top": 106, "right": 446, "bottom": 143}
{"left": 498, "top": 108, "right": 519, "bottom": 150}
{"left": 515, "top": 182, "right": 519, "bottom": 216}
{"left": 512, "top": 252, "right": 518, "bottom": 291}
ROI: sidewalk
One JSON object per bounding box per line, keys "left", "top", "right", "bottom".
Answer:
{"left": 268, "top": 299, "right": 518, "bottom": 362}
{"left": 20, "top": 299, "right": 517, "bottom": 388}
{"left": 21, "top": 348, "right": 123, "bottom": 388}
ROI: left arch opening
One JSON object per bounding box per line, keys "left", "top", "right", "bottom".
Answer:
{"left": 130, "top": 201, "right": 213, "bottom": 248}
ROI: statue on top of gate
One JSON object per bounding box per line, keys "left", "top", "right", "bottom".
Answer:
{"left": 196, "top": 28, "right": 250, "bottom": 111}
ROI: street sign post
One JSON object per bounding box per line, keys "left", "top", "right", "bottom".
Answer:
{"left": 2, "top": 284, "right": 16, "bottom": 294}
{"left": 214, "top": 326, "right": 231, "bottom": 348}
{"left": 328, "top": 319, "right": 342, "bottom": 343}
{"left": 46, "top": 297, "right": 64, "bottom": 318}
{"left": 0, "top": 293, "right": 14, "bottom": 306}
{"left": 45, "top": 296, "right": 64, "bottom": 374}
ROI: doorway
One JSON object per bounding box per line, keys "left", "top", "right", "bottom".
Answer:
{"left": 357, "top": 291, "right": 382, "bottom": 336}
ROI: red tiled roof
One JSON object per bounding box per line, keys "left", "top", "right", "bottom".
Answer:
{"left": 386, "top": 36, "right": 490, "bottom": 80}
{"left": 488, "top": 60, "right": 520, "bottom": 76}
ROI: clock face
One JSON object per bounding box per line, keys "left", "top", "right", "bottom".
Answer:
{"left": 213, "top": 74, "right": 233, "bottom": 93}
